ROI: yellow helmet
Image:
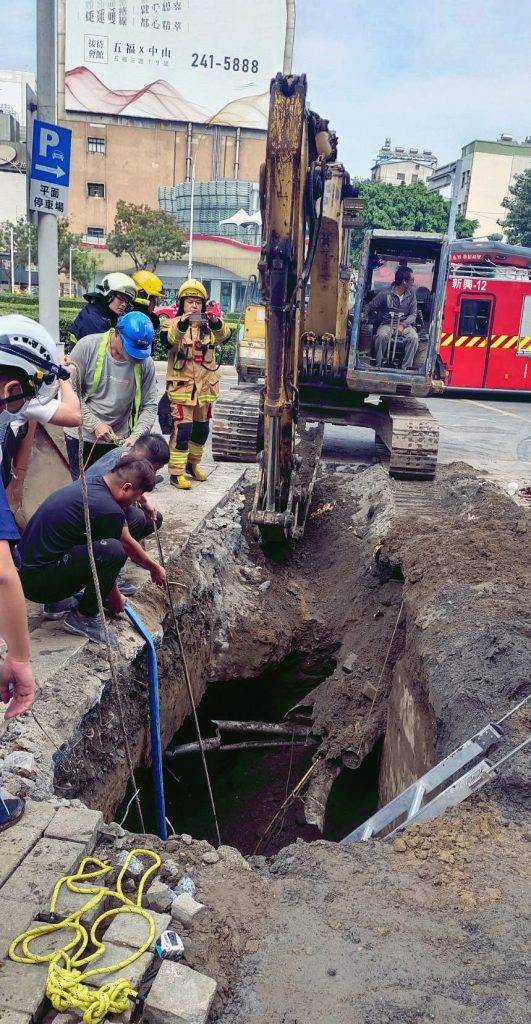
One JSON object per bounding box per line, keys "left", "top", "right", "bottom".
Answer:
{"left": 132, "top": 270, "right": 164, "bottom": 298}
{"left": 178, "top": 279, "right": 208, "bottom": 302}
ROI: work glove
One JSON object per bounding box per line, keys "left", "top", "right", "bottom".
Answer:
{"left": 206, "top": 317, "right": 223, "bottom": 331}
{"left": 177, "top": 317, "right": 190, "bottom": 333}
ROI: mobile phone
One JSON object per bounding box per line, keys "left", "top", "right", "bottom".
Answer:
{"left": 189, "top": 313, "right": 204, "bottom": 323}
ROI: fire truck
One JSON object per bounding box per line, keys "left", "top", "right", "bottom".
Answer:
{"left": 439, "top": 240, "right": 531, "bottom": 394}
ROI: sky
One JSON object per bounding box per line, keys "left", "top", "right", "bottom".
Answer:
{"left": 1, "top": 0, "right": 530, "bottom": 177}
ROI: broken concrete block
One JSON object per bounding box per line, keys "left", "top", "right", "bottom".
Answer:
{"left": 171, "top": 893, "right": 206, "bottom": 927}
{"left": 342, "top": 653, "right": 358, "bottom": 673}
{"left": 174, "top": 877, "right": 197, "bottom": 898}
{"left": 44, "top": 806, "right": 102, "bottom": 850}
{"left": 361, "top": 681, "right": 378, "bottom": 701}
{"left": 217, "top": 846, "right": 251, "bottom": 871}
{"left": 161, "top": 859, "right": 181, "bottom": 883}
{"left": 144, "top": 960, "right": 216, "bottom": 1024}
{"left": 117, "top": 850, "right": 145, "bottom": 879}
{"left": 84, "top": 941, "right": 152, "bottom": 990}
{"left": 0, "top": 959, "right": 48, "bottom": 1017}
{"left": 0, "top": 900, "right": 41, "bottom": 958}
{"left": 144, "top": 880, "right": 174, "bottom": 913}
{"left": 0, "top": 837, "right": 85, "bottom": 904}
{"left": 201, "top": 851, "right": 219, "bottom": 865}
{"left": 2, "top": 752, "right": 35, "bottom": 779}
{"left": 180, "top": 834, "right": 193, "bottom": 846}
{"left": 0, "top": 1012, "right": 32, "bottom": 1024}
{"left": 103, "top": 909, "right": 171, "bottom": 951}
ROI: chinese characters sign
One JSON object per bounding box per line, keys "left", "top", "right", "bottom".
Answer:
{"left": 29, "top": 120, "right": 72, "bottom": 218}
{"left": 65, "top": 0, "right": 287, "bottom": 130}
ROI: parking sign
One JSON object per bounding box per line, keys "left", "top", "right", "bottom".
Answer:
{"left": 28, "top": 119, "right": 72, "bottom": 218}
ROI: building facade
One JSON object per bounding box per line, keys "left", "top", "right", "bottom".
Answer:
{"left": 456, "top": 137, "right": 531, "bottom": 239}
{"left": 56, "top": 0, "right": 266, "bottom": 241}
{"left": 371, "top": 139, "right": 437, "bottom": 186}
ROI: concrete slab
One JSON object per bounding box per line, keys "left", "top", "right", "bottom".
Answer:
{"left": 83, "top": 942, "right": 153, "bottom": 991}
{"left": 0, "top": 1012, "right": 32, "bottom": 1024}
{"left": 0, "top": 959, "right": 48, "bottom": 1018}
{"left": 0, "top": 902, "right": 41, "bottom": 958}
{"left": 52, "top": 884, "right": 109, "bottom": 927}
{"left": 44, "top": 806, "right": 103, "bottom": 849}
{"left": 0, "top": 838, "right": 85, "bottom": 904}
{"left": 102, "top": 909, "right": 171, "bottom": 952}
{"left": 0, "top": 801, "right": 58, "bottom": 887}
{"left": 144, "top": 960, "right": 217, "bottom": 1024}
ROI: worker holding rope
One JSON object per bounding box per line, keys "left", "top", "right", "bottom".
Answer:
{"left": 166, "top": 280, "right": 231, "bottom": 490}
{"left": 64, "top": 311, "right": 157, "bottom": 478}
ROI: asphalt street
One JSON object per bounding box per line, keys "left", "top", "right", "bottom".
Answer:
{"left": 157, "top": 365, "right": 531, "bottom": 488}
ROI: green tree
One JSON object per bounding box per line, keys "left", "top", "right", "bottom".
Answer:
{"left": 499, "top": 169, "right": 531, "bottom": 246}
{"left": 0, "top": 216, "right": 98, "bottom": 290}
{"left": 107, "top": 200, "right": 186, "bottom": 271}
{"left": 350, "top": 180, "right": 478, "bottom": 265}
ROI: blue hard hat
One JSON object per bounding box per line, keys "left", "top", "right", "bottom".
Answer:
{"left": 117, "top": 311, "right": 154, "bottom": 360}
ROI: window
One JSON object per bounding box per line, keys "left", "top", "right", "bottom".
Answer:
{"left": 87, "top": 182, "right": 105, "bottom": 198}
{"left": 397, "top": 173, "right": 405, "bottom": 182}
{"left": 411, "top": 174, "right": 418, "bottom": 183}
{"left": 220, "top": 281, "right": 232, "bottom": 312}
{"left": 87, "top": 136, "right": 105, "bottom": 154}
{"left": 518, "top": 296, "right": 531, "bottom": 354}
{"left": 86, "top": 226, "right": 105, "bottom": 238}
{"left": 458, "top": 298, "right": 492, "bottom": 337}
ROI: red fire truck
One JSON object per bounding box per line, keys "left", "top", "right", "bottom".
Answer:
{"left": 439, "top": 240, "right": 531, "bottom": 394}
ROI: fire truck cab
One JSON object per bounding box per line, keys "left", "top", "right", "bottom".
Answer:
{"left": 440, "top": 240, "right": 531, "bottom": 393}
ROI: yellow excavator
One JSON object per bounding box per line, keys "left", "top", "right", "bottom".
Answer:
{"left": 212, "top": 74, "right": 448, "bottom": 543}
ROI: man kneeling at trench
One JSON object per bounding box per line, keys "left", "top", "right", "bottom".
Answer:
{"left": 16, "top": 457, "right": 166, "bottom": 645}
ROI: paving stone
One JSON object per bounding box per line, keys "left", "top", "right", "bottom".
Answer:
{"left": 0, "top": 959, "right": 48, "bottom": 1017}
{"left": 0, "top": 1011, "right": 32, "bottom": 1024}
{"left": 0, "top": 838, "right": 85, "bottom": 904}
{"left": 24, "top": 920, "right": 83, "bottom": 959}
{"left": 144, "top": 880, "right": 174, "bottom": 913}
{"left": 52, "top": 884, "right": 109, "bottom": 927}
{"left": 0, "top": 802, "right": 58, "bottom": 888}
{"left": 170, "top": 893, "right": 205, "bottom": 927}
{"left": 144, "top": 960, "right": 217, "bottom": 1024}
{"left": 44, "top": 806, "right": 103, "bottom": 850}
{"left": 83, "top": 942, "right": 153, "bottom": 990}
{"left": 0, "top": 900, "right": 41, "bottom": 958}
{"left": 102, "top": 909, "right": 171, "bottom": 951}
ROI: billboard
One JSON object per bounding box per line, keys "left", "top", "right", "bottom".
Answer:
{"left": 64, "top": 0, "right": 287, "bottom": 130}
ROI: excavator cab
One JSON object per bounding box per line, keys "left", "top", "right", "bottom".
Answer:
{"left": 348, "top": 230, "right": 448, "bottom": 398}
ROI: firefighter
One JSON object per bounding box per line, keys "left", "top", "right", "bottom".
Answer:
{"left": 166, "top": 280, "right": 231, "bottom": 489}
{"left": 132, "top": 270, "right": 163, "bottom": 335}
{"left": 69, "top": 273, "right": 137, "bottom": 345}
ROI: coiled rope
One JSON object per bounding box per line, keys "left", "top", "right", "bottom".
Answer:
{"left": 9, "top": 848, "right": 161, "bottom": 1024}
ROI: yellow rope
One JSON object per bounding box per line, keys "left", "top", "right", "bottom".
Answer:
{"left": 9, "top": 848, "right": 161, "bottom": 1024}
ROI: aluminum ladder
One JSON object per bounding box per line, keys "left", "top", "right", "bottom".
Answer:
{"left": 341, "top": 700, "right": 530, "bottom": 845}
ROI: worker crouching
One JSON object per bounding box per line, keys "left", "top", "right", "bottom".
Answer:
{"left": 166, "top": 280, "right": 231, "bottom": 490}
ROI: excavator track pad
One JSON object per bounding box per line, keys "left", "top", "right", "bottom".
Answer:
{"left": 373, "top": 398, "right": 439, "bottom": 480}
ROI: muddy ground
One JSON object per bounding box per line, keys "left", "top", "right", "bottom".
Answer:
{"left": 24, "top": 456, "right": 530, "bottom": 1024}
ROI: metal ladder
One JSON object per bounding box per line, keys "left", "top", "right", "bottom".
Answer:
{"left": 341, "top": 698, "right": 530, "bottom": 845}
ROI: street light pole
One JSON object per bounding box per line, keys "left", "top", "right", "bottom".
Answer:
{"left": 36, "top": 0, "right": 60, "bottom": 342}
{"left": 9, "top": 227, "right": 15, "bottom": 294}
{"left": 187, "top": 164, "right": 195, "bottom": 280}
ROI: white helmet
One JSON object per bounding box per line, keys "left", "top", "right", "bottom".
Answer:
{"left": 0, "top": 314, "right": 69, "bottom": 404}
{"left": 99, "top": 273, "right": 137, "bottom": 300}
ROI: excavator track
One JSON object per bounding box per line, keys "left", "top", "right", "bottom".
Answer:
{"left": 211, "top": 386, "right": 262, "bottom": 463}
{"left": 373, "top": 397, "right": 439, "bottom": 480}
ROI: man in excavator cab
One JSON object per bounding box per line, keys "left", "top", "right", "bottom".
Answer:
{"left": 166, "top": 279, "right": 231, "bottom": 490}
{"left": 68, "top": 273, "right": 138, "bottom": 347}
{"left": 368, "top": 266, "right": 419, "bottom": 370}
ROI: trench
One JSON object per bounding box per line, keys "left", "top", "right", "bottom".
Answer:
{"left": 117, "top": 643, "right": 384, "bottom": 854}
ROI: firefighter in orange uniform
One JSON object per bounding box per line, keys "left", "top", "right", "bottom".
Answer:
{"left": 166, "top": 280, "right": 231, "bottom": 489}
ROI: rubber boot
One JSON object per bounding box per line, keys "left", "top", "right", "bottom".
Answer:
{"left": 170, "top": 474, "right": 192, "bottom": 490}
{"left": 187, "top": 462, "right": 208, "bottom": 482}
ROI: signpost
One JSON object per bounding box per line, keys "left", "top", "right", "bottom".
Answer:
{"left": 29, "top": 119, "right": 71, "bottom": 219}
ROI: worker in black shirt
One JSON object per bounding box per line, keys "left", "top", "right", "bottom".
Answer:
{"left": 17, "top": 458, "right": 166, "bottom": 645}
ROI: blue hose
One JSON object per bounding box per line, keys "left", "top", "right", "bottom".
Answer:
{"left": 124, "top": 603, "right": 168, "bottom": 841}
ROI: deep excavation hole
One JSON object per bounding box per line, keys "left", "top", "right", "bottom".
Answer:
{"left": 118, "top": 645, "right": 382, "bottom": 855}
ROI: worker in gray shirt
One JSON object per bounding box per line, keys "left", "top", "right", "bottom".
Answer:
{"left": 64, "top": 311, "right": 158, "bottom": 478}
{"left": 368, "top": 267, "right": 419, "bottom": 370}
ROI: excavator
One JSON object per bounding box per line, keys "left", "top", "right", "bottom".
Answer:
{"left": 213, "top": 74, "right": 448, "bottom": 544}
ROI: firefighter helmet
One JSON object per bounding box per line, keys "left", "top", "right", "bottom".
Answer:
{"left": 178, "top": 279, "right": 208, "bottom": 302}
{"left": 133, "top": 270, "right": 164, "bottom": 298}
{"left": 99, "top": 273, "right": 137, "bottom": 301}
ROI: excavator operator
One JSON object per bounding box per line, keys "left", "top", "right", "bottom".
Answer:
{"left": 368, "top": 267, "right": 419, "bottom": 370}
{"left": 166, "top": 280, "right": 231, "bottom": 490}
